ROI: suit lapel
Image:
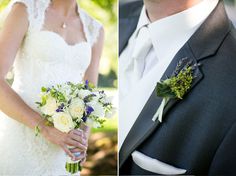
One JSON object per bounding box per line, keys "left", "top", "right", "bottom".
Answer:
{"left": 119, "top": 18, "right": 139, "bottom": 54}
{"left": 119, "top": 44, "right": 203, "bottom": 167}
{"left": 119, "top": 0, "right": 232, "bottom": 167}
{"left": 119, "top": 1, "right": 143, "bottom": 54}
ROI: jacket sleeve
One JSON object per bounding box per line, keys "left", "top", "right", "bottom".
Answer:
{"left": 209, "top": 122, "right": 236, "bottom": 175}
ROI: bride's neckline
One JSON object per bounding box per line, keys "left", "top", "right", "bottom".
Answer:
{"left": 39, "top": 30, "right": 89, "bottom": 47}
{"left": 40, "top": 0, "right": 88, "bottom": 47}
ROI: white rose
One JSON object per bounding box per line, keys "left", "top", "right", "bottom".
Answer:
{"left": 69, "top": 98, "right": 85, "bottom": 120}
{"left": 41, "top": 96, "right": 58, "bottom": 116}
{"left": 87, "top": 101, "right": 105, "bottom": 118}
{"left": 52, "top": 112, "right": 74, "bottom": 133}
{"left": 78, "top": 89, "right": 92, "bottom": 99}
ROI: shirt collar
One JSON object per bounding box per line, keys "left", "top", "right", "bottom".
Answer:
{"left": 136, "top": 0, "right": 219, "bottom": 60}
{"left": 136, "top": 6, "right": 150, "bottom": 29}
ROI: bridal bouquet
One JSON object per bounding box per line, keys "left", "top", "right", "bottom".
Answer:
{"left": 35, "top": 80, "right": 114, "bottom": 174}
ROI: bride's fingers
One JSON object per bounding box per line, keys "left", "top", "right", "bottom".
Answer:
{"left": 62, "top": 145, "right": 75, "bottom": 160}
{"left": 79, "top": 123, "right": 90, "bottom": 134}
{"left": 66, "top": 138, "right": 87, "bottom": 151}
{"left": 74, "top": 151, "right": 86, "bottom": 162}
{"left": 73, "top": 129, "right": 88, "bottom": 142}
{"left": 69, "top": 132, "right": 86, "bottom": 145}
{"left": 70, "top": 147, "right": 83, "bottom": 153}
{"left": 71, "top": 129, "right": 83, "bottom": 137}
{"left": 80, "top": 153, "right": 87, "bottom": 166}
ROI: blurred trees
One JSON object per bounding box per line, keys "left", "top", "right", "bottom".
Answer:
{"left": 226, "top": 0, "right": 236, "bottom": 4}
{"left": 0, "top": 0, "right": 9, "bottom": 11}
{"left": 78, "top": 0, "right": 117, "bottom": 88}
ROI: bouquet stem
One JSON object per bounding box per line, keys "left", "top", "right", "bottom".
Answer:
{"left": 65, "top": 162, "right": 81, "bottom": 174}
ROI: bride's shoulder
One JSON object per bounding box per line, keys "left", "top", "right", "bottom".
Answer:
{"left": 79, "top": 9, "right": 103, "bottom": 45}
{"left": 2, "top": 0, "right": 49, "bottom": 21}
{"left": 6, "top": 0, "right": 35, "bottom": 13}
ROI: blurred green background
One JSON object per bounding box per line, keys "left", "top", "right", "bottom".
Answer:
{"left": 0, "top": 0, "right": 118, "bottom": 175}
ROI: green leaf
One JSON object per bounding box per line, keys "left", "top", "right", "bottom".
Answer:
{"left": 88, "top": 82, "right": 95, "bottom": 89}
{"left": 41, "top": 87, "right": 47, "bottom": 92}
{"left": 34, "top": 125, "right": 41, "bottom": 137}
{"left": 35, "top": 102, "right": 42, "bottom": 107}
{"left": 41, "top": 96, "right": 47, "bottom": 106}
{"left": 156, "top": 82, "right": 175, "bottom": 98}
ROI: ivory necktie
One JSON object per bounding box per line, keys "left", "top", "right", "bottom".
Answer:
{"left": 131, "top": 25, "right": 152, "bottom": 81}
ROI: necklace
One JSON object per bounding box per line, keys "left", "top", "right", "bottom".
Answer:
{"left": 62, "top": 22, "right": 67, "bottom": 29}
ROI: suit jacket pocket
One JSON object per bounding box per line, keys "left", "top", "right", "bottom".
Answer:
{"left": 132, "top": 151, "right": 187, "bottom": 175}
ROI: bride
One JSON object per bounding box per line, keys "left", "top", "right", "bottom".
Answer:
{"left": 0, "top": 0, "right": 104, "bottom": 174}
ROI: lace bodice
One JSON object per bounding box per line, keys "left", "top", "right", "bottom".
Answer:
{"left": 0, "top": 0, "right": 102, "bottom": 175}
{"left": 3, "top": 0, "right": 102, "bottom": 108}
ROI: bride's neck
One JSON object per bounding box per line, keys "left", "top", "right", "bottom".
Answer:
{"left": 51, "top": 0, "right": 78, "bottom": 17}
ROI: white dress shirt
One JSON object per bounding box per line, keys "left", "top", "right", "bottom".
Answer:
{"left": 119, "top": 0, "right": 219, "bottom": 149}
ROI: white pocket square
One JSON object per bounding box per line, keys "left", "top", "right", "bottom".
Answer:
{"left": 132, "top": 151, "right": 187, "bottom": 175}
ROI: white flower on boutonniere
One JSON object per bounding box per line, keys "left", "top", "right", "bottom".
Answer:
{"left": 69, "top": 98, "right": 85, "bottom": 120}
{"left": 52, "top": 112, "right": 74, "bottom": 133}
{"left": 153, "top": 59, "right": 200, "bottom": 123}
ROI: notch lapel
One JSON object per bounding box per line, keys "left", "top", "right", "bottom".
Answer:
{"left": 119, "top": 44, "right": 203, "bottom": 167}
{"left": 119, "top": 18, "right": 139, "bottom": 54}
{"left": 119, "top": 1, "right": 143, "bottom": 54}
{"left": 119, "top": 0, "right": 232, "bottom": 167}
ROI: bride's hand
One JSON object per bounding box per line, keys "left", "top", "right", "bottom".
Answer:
{"left": 41, "top": 126, "right": 88, "bottom": 160}
{"left": 70, "top": 123, "right": 90, "bottom": 162}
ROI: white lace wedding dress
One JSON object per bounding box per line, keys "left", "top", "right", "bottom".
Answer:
{"left": 0, "top": 0, "right": 102, "bottom": 175}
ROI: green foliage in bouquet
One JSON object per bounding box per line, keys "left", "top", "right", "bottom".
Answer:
{"left": 34, "top": 81, "right": 114, "bottom": 174}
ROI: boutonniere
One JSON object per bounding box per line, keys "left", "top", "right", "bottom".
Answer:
{"left": 152, "top": 58, "right": 200, "bottom": 122}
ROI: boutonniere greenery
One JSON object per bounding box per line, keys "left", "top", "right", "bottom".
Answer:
{"left": 152, "top": 59, "right": 199, "bottom": 122}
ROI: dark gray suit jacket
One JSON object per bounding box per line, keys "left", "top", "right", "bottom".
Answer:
{"left": 119, "top": 0, "right": 236, "bottom": 175}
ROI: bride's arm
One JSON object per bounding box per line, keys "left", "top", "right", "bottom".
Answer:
{"left": 84, "top": 27, "right": 105, "bottom": 86}
{"left": 0, "top": 3, "right": 38, "bottom": 129}
{"left": 0, "top": 3, "right": 87, "bottom": 160}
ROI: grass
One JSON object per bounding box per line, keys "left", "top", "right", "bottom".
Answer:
{"left": 92, "top": 116, "right": 117, "bottom": 133}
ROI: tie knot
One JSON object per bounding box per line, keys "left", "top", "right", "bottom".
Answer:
{"left": 136, "top": 25, "right": 150, "bottom": 40}
{"left": 132, "top": 26, "right": 152, "bottom": 60}
{"left": 127, "top": 25, "right": 153, "bottom": 81}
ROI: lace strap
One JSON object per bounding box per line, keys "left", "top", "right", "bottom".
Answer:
{"left": 34, "top": 0, "right": 51, "bottom": 30}
{"left": 0, "top": 0, "right": 51, "bottom": 31}
{"left": 79, "top": 9, "right": 103, "bottom": 46}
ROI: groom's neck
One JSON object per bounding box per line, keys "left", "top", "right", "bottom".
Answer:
{"left": 143, "top": 0, "right": 203, "bottom": 22}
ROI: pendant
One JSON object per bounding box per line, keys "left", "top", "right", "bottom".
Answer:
{"left": 62, "top": 22, "right": 67, "bottom": 29}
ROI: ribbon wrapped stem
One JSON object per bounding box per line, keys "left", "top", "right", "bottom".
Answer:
{"left": 152, "top": 97, "right": 170, "bottom": 122}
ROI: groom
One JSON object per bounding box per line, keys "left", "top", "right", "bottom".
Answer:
{"left": 119, "top": 0, "right": 236, "bottom": 175}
